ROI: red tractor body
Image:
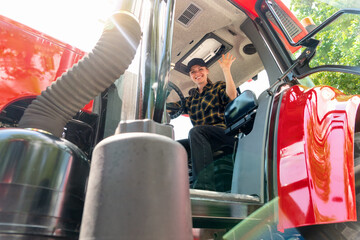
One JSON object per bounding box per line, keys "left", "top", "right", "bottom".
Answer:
{"left": 0, "top": 0, "right": 360, "bottom": 239}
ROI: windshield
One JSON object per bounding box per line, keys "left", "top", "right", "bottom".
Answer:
{"left": 287, "top": 0, "right": 360, "bottom": 19}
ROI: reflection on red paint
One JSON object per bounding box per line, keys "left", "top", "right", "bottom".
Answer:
{"left": 0, "top": 15, "right": 92, "bottom": 112}
{"left": 277, "top": 85, "right": 359, "bottom": 231}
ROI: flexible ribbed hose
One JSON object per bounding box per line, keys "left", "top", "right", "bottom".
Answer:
{"left": 19, "top": 11, "right": 142, "bottom": 137}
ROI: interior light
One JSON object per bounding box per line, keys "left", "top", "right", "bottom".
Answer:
{"left": 174, "top": 32, "right": 232, "bottom": 75}
{"left": 181, "top": 38, "right": 222, "bottom": 66}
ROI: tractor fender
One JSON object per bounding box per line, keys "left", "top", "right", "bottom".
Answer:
{"left": 276, "top": 85, "right": 360, "bottom": 231}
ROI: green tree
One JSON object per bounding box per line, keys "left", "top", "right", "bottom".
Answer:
{"left": 290, "top": 0, "right": 360, "bottom": 94}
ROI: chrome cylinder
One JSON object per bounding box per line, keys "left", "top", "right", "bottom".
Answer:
{"left": 115, "top": 0, "right": 176, "bottom": 123}
{"left": 0, "top": 129, "right": 90, "bottom": 239}
{"left": 80, "top": 132, "right": 193, "bottom": 240}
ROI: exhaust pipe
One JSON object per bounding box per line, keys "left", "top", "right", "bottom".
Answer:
{"left": 18, "top": 11, "right": 142, "bottom": 137}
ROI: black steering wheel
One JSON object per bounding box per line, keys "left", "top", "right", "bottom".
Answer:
{"left": 166, "top": 81, "right": 186, "bottom": 119}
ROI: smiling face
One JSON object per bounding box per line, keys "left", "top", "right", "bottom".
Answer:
{"left": 189, "top": 65, "right": 209, "bottom": 89}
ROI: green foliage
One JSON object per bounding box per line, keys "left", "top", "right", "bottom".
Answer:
{"left": 290, "top": 0, "right": 360, "bottom": 94}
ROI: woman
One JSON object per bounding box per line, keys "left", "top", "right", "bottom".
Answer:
{"left": 170, "top": 53, "right": 238, "bottom": 188}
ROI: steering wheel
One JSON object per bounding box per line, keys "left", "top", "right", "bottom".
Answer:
{"left": 166, "top": 81, "right": 186, "bottom": 119}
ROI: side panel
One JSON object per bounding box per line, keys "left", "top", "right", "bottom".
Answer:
{"left": 277, "top": 85, "right": 359, "bottom": 230}
{"left": 0, "top": 15, "right": 92, "bottom": 112}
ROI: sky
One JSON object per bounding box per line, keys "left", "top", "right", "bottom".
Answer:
{"left": 0, "top": 0, "right": 115, "bottom": 51}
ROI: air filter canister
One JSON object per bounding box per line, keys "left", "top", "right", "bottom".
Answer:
{"left": 0, "top": 129, "right": 90, "bottom": 239}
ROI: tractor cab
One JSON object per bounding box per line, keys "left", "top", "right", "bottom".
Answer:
{"left": 1, "top": 0, "right": 360, "bottom": 239}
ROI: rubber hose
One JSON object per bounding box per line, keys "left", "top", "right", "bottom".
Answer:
{"left": 18, "top": 11, "right": 142, "bottom": 137}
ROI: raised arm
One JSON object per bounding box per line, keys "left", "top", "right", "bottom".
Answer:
{"left": 218, "top": 53, "right": 237, "bottom": 100}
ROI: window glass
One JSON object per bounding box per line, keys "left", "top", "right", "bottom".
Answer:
{"left": 306, "top": 72, "right": 360, "bottom": 95}
{"left": 282, "top": 0, "right": 359, "bottom": 30}
{"left": 239, "top": 70, "right": 270, "bottom": 97}
{"left": 170, "top": 115, "right": 192, "bottom": 140}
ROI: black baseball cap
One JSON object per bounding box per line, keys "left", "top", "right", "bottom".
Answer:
{"left": 187, "top": 58, "right": 207, "bottom": 73}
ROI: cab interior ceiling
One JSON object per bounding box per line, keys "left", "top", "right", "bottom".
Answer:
{"left": 169, "top": 0, "right": 264, "bottom": 101}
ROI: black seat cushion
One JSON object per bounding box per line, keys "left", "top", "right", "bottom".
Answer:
{"left": 224, "top": 90, "right": 258, "bottom": 135}
{"left": 225, "top": 90, "right": 258, "bottom": 126}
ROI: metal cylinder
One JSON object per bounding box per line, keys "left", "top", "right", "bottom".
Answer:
{"left": 80, "top": 132, "right": 193, "bottom": 240}
{"left": 0, "top": 129, "right": 90, "bottom": 239}
{"left": 114, "top": 0, "right": 176, "bottom": 123}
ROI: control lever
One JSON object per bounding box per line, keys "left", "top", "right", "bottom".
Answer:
{"left": 267, "top": 41, "right": 319, "bottom": 96}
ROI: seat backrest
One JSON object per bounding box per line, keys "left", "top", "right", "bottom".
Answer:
{"left": 224, "top": 90, "right": 258, "bottom": 126}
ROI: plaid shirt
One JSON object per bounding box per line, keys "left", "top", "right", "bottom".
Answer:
{"left": 170, "top": 81, "right": 231, "bottom": 128}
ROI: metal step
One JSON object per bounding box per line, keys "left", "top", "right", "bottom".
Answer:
{"left": 190, "top": 189, "right": 262, "bottom": 228}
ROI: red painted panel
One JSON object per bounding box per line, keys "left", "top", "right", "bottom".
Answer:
{"left": 229, "top": 0, "right": 259, "bottom": 20}
{"left": 277, "top": 85, "right": 360, "bottom": 231}
{"left": 268, "top": 0, "right": 306, "bottom": 53}
{"left": 230, "top": 0, "right": 305, "bottom": 53}
{"left": 0, "top": 15, "right": 92, "bottom": 112}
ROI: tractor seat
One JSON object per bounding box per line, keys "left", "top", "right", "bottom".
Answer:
{"left": 224, "top": 90, "right": 258, "bottom": 135}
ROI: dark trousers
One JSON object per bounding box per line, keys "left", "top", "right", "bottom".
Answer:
{"left": 178, "top": 125, "right": 236, "bottom": 184}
